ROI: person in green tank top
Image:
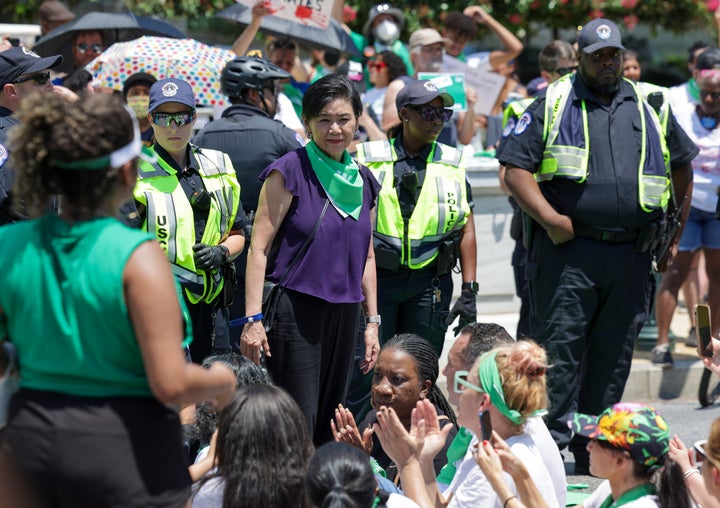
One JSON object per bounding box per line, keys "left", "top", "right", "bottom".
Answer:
{"left": 0, "top": 91, "right": 237, "bottom": 507}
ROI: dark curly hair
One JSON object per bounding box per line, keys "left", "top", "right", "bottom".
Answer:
{"left": 191, "top": 353, "right": 271, "bottom": 448}
{"left": 375, "top": 50, "right": 408, "bottom": 83}
{"left": 9, "top": 91, "right": 133, "bottom": 219}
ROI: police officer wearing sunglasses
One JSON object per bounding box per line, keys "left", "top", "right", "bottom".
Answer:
{"left": 0, "top": 46, "right": 63, "bottom": 224}
{"left": 347, "top": 79, "right": 477, "bottom": 420}
{"left": 129, "top": 78, "right": 244, "bottom": 363}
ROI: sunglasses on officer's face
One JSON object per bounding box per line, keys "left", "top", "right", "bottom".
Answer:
{"left": 12, "top": 72, "right": 51, "bottom": 86}
{"left": 151, "top": 110, "right": 196, "bottom": 127}
{"left": 410, "top": 105, "right": 453, "bottom": 123}
{"left": 555, "top": 65, "right": 578, "bottom": 76}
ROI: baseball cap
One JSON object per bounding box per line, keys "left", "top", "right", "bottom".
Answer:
{"left": 148, "top": 78, "right": 196, "bottom": 112}
{"left": 577, "top": 18, "right": 625, "bottom": 54}
{"left": 568, "top": 402, "right": 669, "bottom": 470}
{"left": 39, "top": 0, "right": 75, "bottom": 22}
{"left": 696, "top": 48, "right": 720, "bottom": 71}
{"left": 409, "top": 28, "right": 450, "bottom": 51}
{"left": 396, "top": 79, "right": 454, "bottom": 110}
{"left": 123, "top": 72, "right": 157, "bottom": 98}
{"left": 0, "top": 47, "right": 63, "bottom": 87}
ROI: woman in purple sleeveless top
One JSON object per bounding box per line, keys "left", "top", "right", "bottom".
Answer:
{"left": 240, "top": 73, "right": 382, "bottom": 444}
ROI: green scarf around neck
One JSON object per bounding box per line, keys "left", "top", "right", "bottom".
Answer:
{"left": 478, "top": 351, "right": 547, "bottom": 425}
{"left": 305, "top": 140, "right": 363, "bottom": 220}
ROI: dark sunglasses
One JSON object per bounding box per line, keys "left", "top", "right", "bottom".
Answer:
{"left": 693, "top": 439, "right": 720, "bottom": 469}
{"left": 368, "top": 61, "right": 387, "bottom": 70}
{"left": 555, "top": 65, "right": 578, "bottom": 76}
{"left": 75, "top": 43, "right": 104, "bottom": 54}
{"left": 151, "top": 110, "right": 195, "bottom": 128}
{"left": 12, "top": 72, "right": 51, "bottom": 86}
{"left": 700, "top": 90, "right": 720, "bottom": 101}
{"left": 411, "top": 105, "right": 453, "bottom": 123}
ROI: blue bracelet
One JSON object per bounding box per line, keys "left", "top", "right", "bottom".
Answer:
{"left": 229, "top": 313, "right": 264, "bottom": 327}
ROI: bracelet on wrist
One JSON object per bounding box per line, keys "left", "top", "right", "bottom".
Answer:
{"left": 683, "top": 468, "right": 700, "bottom": 480}
{"left": 503, "top": 495, "right": 518, "bottom": 508}
{"left": 230, "top": 313, "right": 263, "bottom": 327}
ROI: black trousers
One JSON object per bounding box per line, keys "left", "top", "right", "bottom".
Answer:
{"left": 344, "top": 267, "right": 452, "bottom": 421}
{"left": 267, "top": 288, "right": 360, "bottom": 445}
{"left": 3, "top": 390, "right": 191, "bottom": 508}
{"left": 527, "top": 230, "right": 653, "bottom": 459}
{"left": 185, "top": 296, "right": 230, "bottom": 364}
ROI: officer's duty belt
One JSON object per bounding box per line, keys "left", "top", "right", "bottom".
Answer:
{"left": 573, "top": 223, "right": 639, "bottom": 244}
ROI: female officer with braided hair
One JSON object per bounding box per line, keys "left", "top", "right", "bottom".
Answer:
{"left": 332, "top": 333, "right": 457, "bottom": 485}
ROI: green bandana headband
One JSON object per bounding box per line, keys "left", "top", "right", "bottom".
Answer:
{"left": 478, "top": 351, "right": 547, "bottom": 425}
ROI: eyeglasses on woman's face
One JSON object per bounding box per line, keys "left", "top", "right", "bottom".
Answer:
{"left": 693, "top": 439, "right": 720, "bottom": 470}
{"left": 454, "top": 370, "right": 484, "bottom": 394}
{"left": 75, "top": 43, "right": 104, "bottom": 54}
{"left": 368, "top": 61, "right": 387, "bottom": 71}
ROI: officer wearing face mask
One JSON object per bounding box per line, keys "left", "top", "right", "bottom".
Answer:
{"left": 122, "top": 72, "right": 157, "bottom": 146}
{"left": 348, "top": 3, "right": 413, "bottom": 77}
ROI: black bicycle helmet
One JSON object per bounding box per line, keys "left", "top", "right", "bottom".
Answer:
{"left": 220, "top": 56, "right": 290, "bottom": 98}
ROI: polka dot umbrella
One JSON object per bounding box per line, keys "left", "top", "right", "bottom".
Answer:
{"left": 86, "top": 36, "right": 236, "bottom": 107}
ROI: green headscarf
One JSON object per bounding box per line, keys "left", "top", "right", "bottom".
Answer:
{"left": 477, "top": 351, "right": 547, "bottom": 426}
{"left": 305, "top": 140, "right": 363, "bottom": 220}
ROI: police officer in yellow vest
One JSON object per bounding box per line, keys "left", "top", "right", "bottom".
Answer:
{"left": 497, "top": 19, "right": 698, "bottom": 474}
{"left": 346, "top": 79, "right": 477, "bottom": 419}
{"left": 133, "top": 78, "right": 244, "bottom": 363}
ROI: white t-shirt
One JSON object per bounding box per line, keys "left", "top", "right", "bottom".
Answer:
{"left": 582, "top": 480, "right": 659, "bottom": 508}
{"left": 387, "top": 493, "right": 420, "bottom": 508}
{"left": 668, "top": 82, "right": 697, "bottom": 112}
{"left": 274, "top": 92, "right": 304, "bottom": 133}
{"left": 363, "top": 86, "right": 388, "bottom": 127}
{"left": 673, "top": 100, "right": 720, "bottom": 212}
{"left": 525, "top": 417, "right": 566, "bottom": 507}
{"left": 443, "top": 433, "right": 559, "bottom": 508}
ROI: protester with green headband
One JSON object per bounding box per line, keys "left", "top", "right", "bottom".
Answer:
{"left": 241, "top": 72, "right": 382, "bottom": 445}
{"left": 569, "top": 402, "right": 690, "bottom": 508}
{"left": 368, "top": 340, "right": 559, "bottom": 508}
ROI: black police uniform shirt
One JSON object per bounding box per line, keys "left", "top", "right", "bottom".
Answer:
{"left": 392, "top": 136, "right": 474, "bottom": 221}
{"left": 0, "top": 107, "right": 19, "bottom": 217}
{"left": 192, "top": 103, "right": 303, "bottom": 214}
{"left": 497, "top": 76, "right": 698, "bottom": 230}
{"left": 153, "top": 143, "right": 245, "bottom": 241}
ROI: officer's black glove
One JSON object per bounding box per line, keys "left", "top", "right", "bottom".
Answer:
{"left": 193, "top": 243, "right": 229, "bottom": 271}
{"left": 446, "top": 289, "right": 477, "bottom": 335}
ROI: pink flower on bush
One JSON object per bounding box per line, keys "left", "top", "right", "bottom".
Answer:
{"left": 708, "top": 0, "right": 720, "bottom": 12}
{"left": 623, "top": 15, "right": 639, "bottom": 30}
{"left": 621, "top": 0, "right": 638, "bottom": 8}
{"left": 509, "top": 13, "right": 523, "bottom": 24}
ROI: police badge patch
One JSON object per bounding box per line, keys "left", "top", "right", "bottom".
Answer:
{"left": 502, "top": 118, "right": 516, "bottom": 138}
{"left": 513, "top": 111, "right": 532, "bottom": 135}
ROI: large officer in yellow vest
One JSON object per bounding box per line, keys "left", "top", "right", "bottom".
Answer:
{"left": 498, "top": 19, "right": 698, "bottom": 474}
{"left": 346, "top": 79, "right": 477, "bottom": 420}
{"left": 133, "top": 78, "right": 244, "bottom": 363}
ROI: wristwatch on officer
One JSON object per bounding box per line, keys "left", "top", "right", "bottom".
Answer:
{"left": 461, "top": 281, "right": 479, "bottom": 293}
{"left": 365, "top": 315, "right": 382, "bottom": 325}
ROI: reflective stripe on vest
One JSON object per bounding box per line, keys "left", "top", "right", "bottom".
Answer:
{"left": 135, "top": 145, "right": 241, "bottom": 304}
{"left": 539, "top": 75, "right": 671, "bottom": 212}
{"left": 357, "top": 139, "right": 470, "bottom": 269}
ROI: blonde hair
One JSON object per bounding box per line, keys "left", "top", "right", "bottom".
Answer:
{"left": 492, "top": 340, "right": 549, "bottom": 420}
{"left": 707, "top": 417, "right": 720, "bottom": 466}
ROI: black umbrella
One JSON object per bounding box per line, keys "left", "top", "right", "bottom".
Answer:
{"left": 216, "top": 4, "right": 361, "bottom": 58}
{"left": 33, "top": 11, "right": 186, "bottom": 73}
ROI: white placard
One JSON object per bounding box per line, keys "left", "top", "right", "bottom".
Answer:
{"left": 236, "top": 0, "right": 332, "bottom": 29}
{"left": 442, "top": 54, "right": 506, "bottom": 116}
